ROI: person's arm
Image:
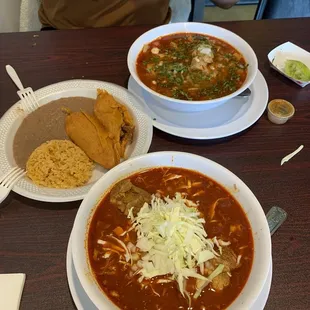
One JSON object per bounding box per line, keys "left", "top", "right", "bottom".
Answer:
{"left": 210, "top": 0, "right": 239, "bottom": 9}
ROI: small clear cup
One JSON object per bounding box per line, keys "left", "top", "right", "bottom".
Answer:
{"left": 267, "top": 99, "right": 295, "bottom": 124}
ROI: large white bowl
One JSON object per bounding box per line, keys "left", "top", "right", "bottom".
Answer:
{"left": 127, "top": 22, "right": 258, "bottom": 112}
{"left": 72, "top": 152, "right": 271, "bottom": 309}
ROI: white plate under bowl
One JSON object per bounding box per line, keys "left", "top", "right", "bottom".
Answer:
{"left": 71, "top": 152, "right": 271, "bottom": 310}
{"left": 0, "top": 80, "right": 153, "bottom": 202}
{"left": 66, "top": 236, "right": 272, "bottom": 310}
{"left": 128, "top": 70, "right": 268, "bottom": 140}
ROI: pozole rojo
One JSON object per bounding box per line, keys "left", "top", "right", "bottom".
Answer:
{"left": 136, "top": 33, "right": 248, "bottom": 101}
{"left": 87, "top": 167, "right": 253, "bottom": 310}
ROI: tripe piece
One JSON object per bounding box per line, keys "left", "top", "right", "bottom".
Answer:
{"left": 110, "top": 179, "right": 151, "bottom": 216}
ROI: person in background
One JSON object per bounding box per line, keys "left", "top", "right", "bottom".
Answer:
{"left": 39, "top": 0, "right": 170, "bottom": 29}
{"left": 210, "top": 0, "right": 239, "bottom": 9}
{"left": 261, "top": 0, "right": 310, "bottom": 19}
{"left": 39, "top": 0, "right": 239, "bottom": 30}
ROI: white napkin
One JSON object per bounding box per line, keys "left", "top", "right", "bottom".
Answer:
{"left": 0, "top": 274, "right": 26, "bottom": 310}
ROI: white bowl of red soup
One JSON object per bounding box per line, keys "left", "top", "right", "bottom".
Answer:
{"left": 72, "top": 152, "right": 271, "bottom": 310}
{"left": 127, "top": 23, "right": 258, "bottom": 112}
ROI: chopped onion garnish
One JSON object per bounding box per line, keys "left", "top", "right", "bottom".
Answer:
{"left": 237, "top": 255, "right": 242, "bottom": 266}
{"left": 150, "top": 286, "right": 160, "bottom": 297}
{"left": 184, "top": 288, "right": 192, "bottom": 310}
{"left": 120, "top": 225, "right": 135, "bottom": 236}
{"left": 163, "top": 174, "right": 183, "bottom": 182}
{"left": 212, "top": 236, "right": 222, "bottom": 254}
{"left": 132, "top": 253, "right": 140, "bottom": 261}
{"left": 108, "top": 235, "right": 131, "bottom": 263}
{"left": 193, "top": 190, "right": 204, "bottom": 197}
{"left": 208, "top": 264, "right": 225, "bottom": 281}
{"left": 127, "top": 242, "right": 136, "bottom": 253}
{"left": 209, "top": 198, "right": 227, "bottom": 219}
{"left": 131, "top": 264, "right": 138, "bottom": 272}
{"left": 103, "top": 252, "right": 111, "bottom": 259}
{"left": 197, "top": 250, "right": 215, "bottom": 264}
{"left": 218, "top": 240, "right": 231, "bottom": 247}
{"left": 199, "top": 263, "right": 204, "bottom": 275}
{"left": 193, "top": 264, "right": 224, "bottom": 299}
{"left": 156, "top": 278, "right": 173, "bottom": 284}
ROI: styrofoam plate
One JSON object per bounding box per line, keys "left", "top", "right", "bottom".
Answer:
{"left": 0, "top": 80, "right": 153, "bottom": 202}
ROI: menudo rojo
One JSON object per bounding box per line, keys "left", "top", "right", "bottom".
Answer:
{"left": 87, "top": 167, "right": 253, "bottom": 310}
{"left": 136, "top": 33, "right": 248, "bottom": 101}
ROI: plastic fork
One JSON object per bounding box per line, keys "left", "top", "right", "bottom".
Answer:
{"left": 0, "top": 167, "right": 26, "bottom": 203}
{"left": 6, "top": 65, "right": 40, "bottom": 113}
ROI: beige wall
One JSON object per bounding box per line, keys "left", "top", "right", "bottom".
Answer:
{"left": 0, "top": 0, "right": 21, "bottom": 32}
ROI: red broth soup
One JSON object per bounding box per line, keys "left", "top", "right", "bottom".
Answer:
{"left": 136, "top": 33, "right": 248, "bottom": 101}
{"left": 88, "top": 167, "right": 254, "bottom": 310}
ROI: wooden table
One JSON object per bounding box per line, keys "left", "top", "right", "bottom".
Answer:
{"left": 0, "top": 18, "right": 310, "bottom": 310}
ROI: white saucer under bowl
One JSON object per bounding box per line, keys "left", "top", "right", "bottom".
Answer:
{"left": 66, "top": 235, "right": 272, "bottom": 310}
{"left": 127, "top": 70, "right": 268, "bottom": 140}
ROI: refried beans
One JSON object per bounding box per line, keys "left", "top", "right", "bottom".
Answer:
{"left": 13, "top": 97, "right": 95, "bottom": 169}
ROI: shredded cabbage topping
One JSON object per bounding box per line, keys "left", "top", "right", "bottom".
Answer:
{"left": 128, "top": 193, "right": 224, "bottom": 298}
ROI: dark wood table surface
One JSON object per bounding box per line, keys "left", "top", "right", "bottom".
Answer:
{"left": 1, "top": 18, "right": 310, "bottom": 310}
